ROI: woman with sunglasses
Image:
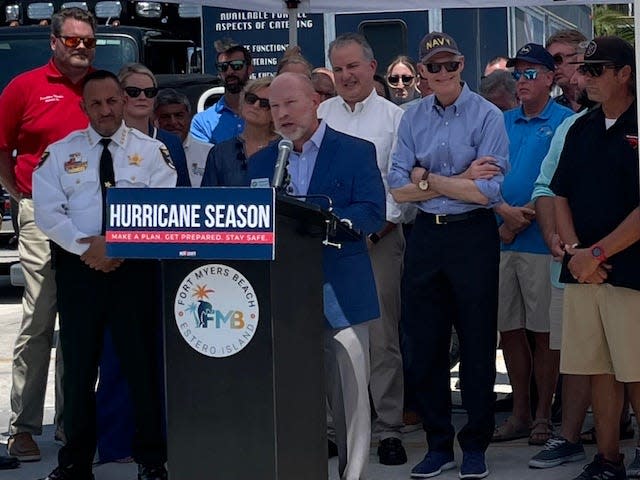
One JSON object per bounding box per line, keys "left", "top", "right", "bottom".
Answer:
{"left": 91, "top": 63, "right": 192, "bottom": 465}
{"left": 202, "top": 77, "right": 279, "bottom": 187}
{"left": 118, "top": 63, "right": 190, "bottom": 187}
{"left": 386, "top": 56, "right": 420, "bottom": 106}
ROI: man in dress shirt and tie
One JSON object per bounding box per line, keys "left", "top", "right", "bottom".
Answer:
{"left": 33, "top": 69, "right": 175, "bottom": 480}
{"left": 388, "top": 32, "right": 509, "bottom": 479}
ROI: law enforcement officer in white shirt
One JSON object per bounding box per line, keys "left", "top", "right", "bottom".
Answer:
{"left": 317, "top": 32, "right": 408, "bottom": 466}
{"left": 154, "top": 88, "right": 214, "bottom": 187}
{"left": 33, "top": 70, "right": 175, "bottom": 480}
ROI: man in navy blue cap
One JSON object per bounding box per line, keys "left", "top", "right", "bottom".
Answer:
{"left": 492, "top": 43, "right": 573, "bottom": 445}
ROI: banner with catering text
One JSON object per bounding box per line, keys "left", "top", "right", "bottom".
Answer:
{"left": 105, "top": 187, "right": 275, "bottom": 260}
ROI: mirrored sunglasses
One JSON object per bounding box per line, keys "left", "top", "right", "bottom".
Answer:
{"left": 216, "top": 60, "right": 246, "bottom": 72}
{"left": 552, "top": 51, "right": 577, "bottom": 65}
{"left": 512, "top": 68, "right": 539, "bottom": 81}
{"left": 56, "top": 35, "right": 97, "bottom": 49}
{"left": 424, "top": 61, "right": 461, "bottom": 74}
{"left": 244, "top": 92, "right": 270, "bottom": 109}
{"left": 576, "top": 63, "right": 619, "bottom": 78}
{"left": 387, "top": 74, "right": 414, "bottom": 86}
{"left": 124, "top": 86, "right": 159, "bottom": 99}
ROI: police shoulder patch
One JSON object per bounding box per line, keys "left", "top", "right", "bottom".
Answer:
{"left": 159, "top": 146, "right": 175, "bottom": 170}
{"left": 36, "top": 151, "right": 50, "bottom": 170}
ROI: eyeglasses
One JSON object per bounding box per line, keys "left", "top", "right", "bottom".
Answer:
{"left": 244, "top": 92, "right": 270, "bottom": 109}
{"left": 552, "top": 51, "right": 578, "bottom": 65}
{"left": 56, "top": 35, "right": 97, "bottom": 49}
{"left": 424, "top": 61, "right": 461, "bottom": 74}
{"left": 576, "top": 63, "right": 620, "bottom": 78}
{"left": 216, "top": 60, "right": 247, "bottom": 72}
{"left": 124, "top": 86, "right": 159, "bottom": 99}
{"left": 512, "top": 68, "right": 539, "bottom": 81}
{"left": 387, "top": 74, "right": 414, "bottom": 86}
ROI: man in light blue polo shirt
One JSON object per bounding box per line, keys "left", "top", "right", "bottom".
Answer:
{"left": 492, "top": 43, "right": 573, "bottom": 446}
{"left": 190, "top": 38, "right": 250, "bottom": 145}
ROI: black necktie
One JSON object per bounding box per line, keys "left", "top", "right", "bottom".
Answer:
{"left": 99, "top": 138, "right": 115, "bottom": 234}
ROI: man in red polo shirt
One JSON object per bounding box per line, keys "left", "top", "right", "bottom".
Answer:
{"left": 0, "top": 7, "right": 96, "bottom": 462}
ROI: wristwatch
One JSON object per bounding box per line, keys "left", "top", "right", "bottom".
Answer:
{"left": 418, "top": 170, "right": 430, "bottom": 191}
{"left": 591, "top": 245, "right": 607, "bottom": 262}
{"left": 368, "top": 233, "right": 381, "bottom": 244}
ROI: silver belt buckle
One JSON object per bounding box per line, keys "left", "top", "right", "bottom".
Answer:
{"left": 435, "top": 214, "right": 447, "bottom": 225}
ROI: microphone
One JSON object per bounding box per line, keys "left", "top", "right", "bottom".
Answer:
{"left": 272, "top": 138, "right": 293, "bottom": 190}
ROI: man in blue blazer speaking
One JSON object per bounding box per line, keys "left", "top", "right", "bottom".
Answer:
{"left": 248, "top": 72, "right": 385, "bottom": 480}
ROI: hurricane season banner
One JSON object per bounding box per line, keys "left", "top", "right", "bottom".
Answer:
{"left": 106, "top": 187, "right": 275, "bottom": 260}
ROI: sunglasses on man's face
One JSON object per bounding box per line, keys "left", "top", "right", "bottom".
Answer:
{"left": 387, "top": 74, "right": 414, "bottom": 86}
{"left": 424, "top": 61, "right": 461, "bottom": 74}
{"left": 552, "top": 51, "right": 578, "bottom": 66}
{"left": 576, "top": 63, "right": 619, "bottom": 78}
{"left": 56, "top": 35, "right": 97, "bottom": 49}
{"left": 124, "top": 86, "right": 159, "bottom": 99}
{"left": 216, "top": 60, "right": 246, "bottom": 73}
{"left": 244, "top": 92, "right": 270, "bottom": 109}
{"left": 512, "top": 68, "right": 540, "bottom": 81}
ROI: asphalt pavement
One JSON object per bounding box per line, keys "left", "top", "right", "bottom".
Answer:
{"left": 0, "top": 276, "right": 635, "bottom": 480}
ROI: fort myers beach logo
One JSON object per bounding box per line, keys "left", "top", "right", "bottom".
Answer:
{"left": 174, "top": 264, "right": 259, "bottom": 358}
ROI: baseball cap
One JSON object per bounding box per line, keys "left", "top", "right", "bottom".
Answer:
{"left": 419, "top": 32, "right": 461, "bottom": 63}
{"left": 507, "top": 43, "right": 555, "bottom": 71}
{"left": 579, "top": 36, "right": 634, "bottom": 68}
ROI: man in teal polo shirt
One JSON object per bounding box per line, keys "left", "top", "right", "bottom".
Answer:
{"left": 492, "top": 43, "right": 573, "bottom": 445}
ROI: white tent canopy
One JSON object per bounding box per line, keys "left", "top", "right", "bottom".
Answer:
{"left": 173, "top": 0, "right": 622, "bottom": 13}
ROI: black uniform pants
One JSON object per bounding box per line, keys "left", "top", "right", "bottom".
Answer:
{"left": 402, "top": 210, "right": 498, "bottom": 454}
{"left": 54, "top": 249, "right": 166, "bottom": 473}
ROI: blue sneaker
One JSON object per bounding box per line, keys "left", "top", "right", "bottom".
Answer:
{"left": 459, "top": 451, "right": 489, "bottom": 479}
{"left": 411, "top": 451, "right": 456, "bottom": 478}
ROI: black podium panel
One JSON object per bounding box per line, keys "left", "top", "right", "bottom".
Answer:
{"left": 162, "top": 206, "right": 327, "bottom": 480}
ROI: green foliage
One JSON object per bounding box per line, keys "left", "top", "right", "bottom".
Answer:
{"left": 592, "top": 4, "right": 634, "bottom": 43}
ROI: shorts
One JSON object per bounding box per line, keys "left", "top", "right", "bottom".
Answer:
{"left": 560, "top": 284, "right": 640, "bottom": 382}
{"left": 498, "top": 251, "right": 551, "bottom": 333}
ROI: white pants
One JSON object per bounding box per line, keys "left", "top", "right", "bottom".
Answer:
{"left": 325, "top": 323, "right": 371, "bottom": 480}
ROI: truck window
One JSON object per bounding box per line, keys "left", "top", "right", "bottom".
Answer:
{"left": 0, "top": 35, "right": 138, "bottom": 91}
{"left": 359, "top": 20, "right": 408, "bottom": 75}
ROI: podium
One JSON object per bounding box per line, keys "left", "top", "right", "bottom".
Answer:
{"left": 157, "top": 194, "right": 329, "bottom": 480}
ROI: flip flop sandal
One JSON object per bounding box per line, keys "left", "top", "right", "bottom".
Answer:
{"left": 528, "top": 418, "right": 553, "bottom": 446}
{"left": 492, "top": 416, "right": 531, "bottom": 442}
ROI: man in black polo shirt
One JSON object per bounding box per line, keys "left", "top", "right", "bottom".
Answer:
{"left": 551, "top": 35, "right": 640, "bottom": 480}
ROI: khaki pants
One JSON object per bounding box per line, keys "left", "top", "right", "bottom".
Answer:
{"left": 368, "top": 225, "right": 405, "bottom": 439}
{"left": 9, "top": 198, "right": 62, "bottom": 435}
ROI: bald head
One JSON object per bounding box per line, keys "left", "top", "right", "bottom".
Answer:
{"left": 269, "top": 72, "right": 321, "bottom": 151}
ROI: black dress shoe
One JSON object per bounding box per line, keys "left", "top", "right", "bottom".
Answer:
{"left": 377, "top": 437, "right": 407, "bottom": 466}
{"left": 138, "top": 464, "right": 168, "bottom": 480}
{"left": 328, "top": 439, "right": 338, "bottom": 458}
{"left": 0, "top": 455, "right": 18, "bottom": 470}
{"left": 39, "top": 466, "right": 95, "bottom": 480}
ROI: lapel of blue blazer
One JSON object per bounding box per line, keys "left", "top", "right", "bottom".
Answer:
{"left": 308, "top": 126, "right": 338, "bottom": 195}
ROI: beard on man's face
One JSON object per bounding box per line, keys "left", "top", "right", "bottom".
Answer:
{"left": 577, "top": 89, "right": 597, "bottom": 110}
{"left": 224, "top": 75, "right": 248, "bottom": 94}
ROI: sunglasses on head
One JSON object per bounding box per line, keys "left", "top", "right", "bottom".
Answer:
{"left": 216, "top": 60, "right": 246, "bottom": 72}
{"left": 244, "top": 92, "right": 270, "bottom": 109}
{"left": 552, "top": 51, "right": 578, "bottom": 65}
{"left": 512, "top": 68, "right": 540, "bottom": 81}
{"left": 124, "top": 86, "right": 159, "bottom": 99}
{"left": 56, "top": 35, "right": 96, "bottom": 49}
{"left": 424, "top": 61, "right": 461, "bottom": 74}
{"left": 387, "top": 74, "right": 414, "bottom": 86}
{"left": 576, "top": 63, "right": 620, "bottom": 77}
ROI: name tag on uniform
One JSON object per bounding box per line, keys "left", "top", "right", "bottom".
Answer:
{"left": 250, "top": 178, "right": 270, "bottom": 188}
